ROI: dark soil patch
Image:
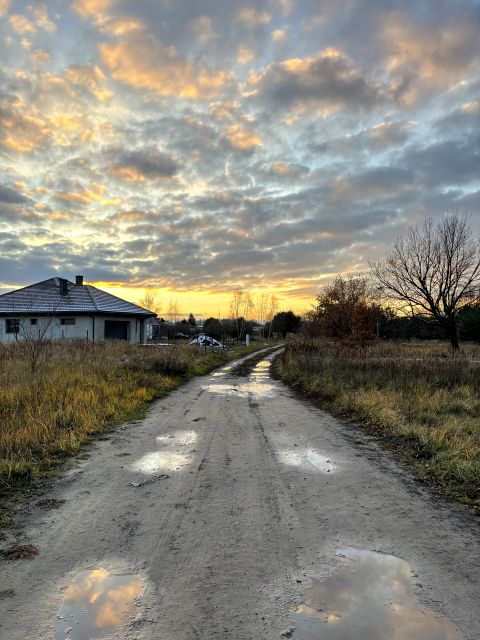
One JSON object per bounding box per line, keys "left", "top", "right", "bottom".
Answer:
{"left": 1, "top": 543, "right": 39, "bottom": 560}
{"left": 36, "top": 498, "right": 66, "bottom": 509}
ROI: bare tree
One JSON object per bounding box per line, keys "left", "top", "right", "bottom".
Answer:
{"left": 255, "top": 293, "right": 269, "bottom": 326}
{"left": 6, "top": 290, "right": 59, "bottom": 376}
{"left": 139, "top": 288, "right": 162, "bottom": 315}
{"left": 229, "top": 287, "right": 254, "bottom": 339}
{"left": 265, "top": 294, "right": 278, "bottom": 340}
{"left": 255, "top": 293, "right": 277, "bottom": 338}
{"left": 166, "top": 299, "right": 181, "bottom": 323}
{"left": 19, "top": 315, "right": 55, "bottom": 376}
{"left": 371, "top": 212, "right": 480, "bottom": 350}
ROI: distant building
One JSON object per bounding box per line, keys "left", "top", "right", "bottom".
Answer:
{"left": 0, "top": 276, "right": 156, "bottom": 343}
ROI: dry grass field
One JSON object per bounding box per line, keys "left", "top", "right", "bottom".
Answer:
{"left": 277, "top": 339, "right": 480, "bottom": 507}
{"left": 0, "top": 340, "right": 265, "bottom": 498}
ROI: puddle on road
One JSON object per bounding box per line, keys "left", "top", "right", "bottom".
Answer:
{"left": 293, "top": 548, "right": 464, "bottom": 639}
{"left": 56, "top": 569, "right": 141, "bottom": 640}
{"left": 203, "top": 357, "right": 278, "bottom": 399}
{"left": 156, "top": 430, "right": 198, "bottom": 445}
{"left": 132, "top": 429, "right": 197, "bottom": 474}
{"left": 202, "top": 360, "right": 278, "bottom": 398}
{"left": 211, "top": 364, "right": 234, "bottom": 378}
{"left": 279, "top": 449, "right": 333, "bottom": 474}
{"left": 251, "top": 359, "right": 271, "bottom": 376}
{"left": 203, "top": 381, "right": 277, "bottom": 398}
{"left": 306, "top": 451, "right": 333, "bottom": 473}
{"left": 133, "top": 450, "right": 190, "bottom": 473}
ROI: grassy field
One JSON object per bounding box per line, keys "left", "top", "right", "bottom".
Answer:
{"left": 0, "top": 339, "right": 270, "bottom": 504}
{"left": 276, "top": 339, "right": 480, "bottom": 508}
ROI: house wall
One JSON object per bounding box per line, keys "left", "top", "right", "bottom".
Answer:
{"left": 0, "top": 316, "right": 145, "bottom": 343}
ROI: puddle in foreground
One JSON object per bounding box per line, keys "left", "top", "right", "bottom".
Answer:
{"left": 279, "top": 449, "right": 333, "bottom": 473}
{"left": 156, "top": 430, "right": 198, "bottom": 445}
{"left": 294, "top": 548, "right": 463, "bottom": 639}
{"left": 133, "top": 450, "right": 190, "bottom": 473}
{"left": 132, "top": 429, "right": 197, "bottom": 474}
{"left": 56, "top": 569, "right": 141, "bottom": 640}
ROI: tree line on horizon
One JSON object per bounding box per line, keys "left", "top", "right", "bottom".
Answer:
{"left": 141, "top": 212, "right": 479, "bottom": 348}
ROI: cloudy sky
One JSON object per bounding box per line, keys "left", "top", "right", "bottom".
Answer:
{"left": 1, "top": 0, "right": 479, "bottom": 315}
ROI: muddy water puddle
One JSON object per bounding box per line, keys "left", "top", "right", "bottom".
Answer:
{"left": 56, "top": 569, "right": 141, "bottom": 640}
{"left": 293, "top": 548, "right": 463, "bottom": 639}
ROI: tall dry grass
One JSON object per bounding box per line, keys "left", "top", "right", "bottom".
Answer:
{"left": 0, "top": 340, "right": 247, "bottom": 488}
{"left": 277, "top": 339, "right": 480, "bottom": 505}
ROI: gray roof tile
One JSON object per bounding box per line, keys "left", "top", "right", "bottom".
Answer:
{"left": 0, "top": 278, "right": 156, "bottom": 316}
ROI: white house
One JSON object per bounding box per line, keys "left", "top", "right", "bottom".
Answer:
{"left": 0, "top": 276, "right": 156, "bottom": 343}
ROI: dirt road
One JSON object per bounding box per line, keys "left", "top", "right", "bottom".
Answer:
{"left": 1, "top": 349, "right": 479, "bottom": 639}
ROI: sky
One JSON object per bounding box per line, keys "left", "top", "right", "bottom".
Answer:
{"left": 0, "top": 0, "right": 479, "bottom": 317}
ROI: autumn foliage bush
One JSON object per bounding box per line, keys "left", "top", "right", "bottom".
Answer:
{"left": 304, "top": 275, "right": 381, "bottom": 345}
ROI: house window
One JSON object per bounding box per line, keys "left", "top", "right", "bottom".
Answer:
{"left": 6, "top": 319, "right": 20, "bottom": 334}
{"left": 61, "top": 318, "right": 76, "bottom": 325}
{"left": 30, "top": 319, "right": 38, "bottom": 325}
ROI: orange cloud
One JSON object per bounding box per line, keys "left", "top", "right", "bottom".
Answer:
{"left": 190, "top": 15, "right": 215, "bottom": 45}
{"left": 271, "top": 28, "right": 287, "bottom": 42}
{"left": 55, "top": 191, "right": 92, "bottom": 205}
{"left": 224, "top": 124, "right": 262, "bottom": 150}
{"left": 210, "top": 101, "right": 238, "bottom": 120}
{"left": 272, "top": 162, "right": 291, "bottom": 175}
{"left": 30, "top": 3, "right": 56, "bottom": 32}
{"left": 237, "top": 45, "right": 255, "bottom": 65}
{"left": 0, "top": 0, "right": 10, "bottom": 17}
{"left": 0, "top": 95, "right": 50, "bottom": 152}
{"left": 30, "top": 49, "right": 51, "bottom": 66}
{"left": 96, "top": 16, "right": 144, "bottom": 35}
{"left": 111, "top": 166, "right": 146, "bottom": 183}
{"left": 55, "top": 183, "right": 112, "bottom": 206}
{"left": 72, "top": 0, "right": 114, "bottom": 18}
{"left": 64, "top": 65, "right": 112, "bottom": 101}
{"left": 272, "top": 0, "right": 293, "bottom": 16}
{"left": 100, "top": 36, "right": 230, "bottom": 99}
{"left": 381, "top": 11, "right": 480, "bottom": 101}
{"left": 236, "top": 8, "right": 271, "bottom": 26}
{"left": 8, "top": 14, "right": 36, "bottom": 33}
{"left": 249, "top": 48, "right": 381, "bottom": 115}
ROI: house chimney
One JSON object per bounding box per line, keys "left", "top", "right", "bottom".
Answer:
{"left": 75, "top": 275, "right": 84, "bottom": 286}
{"left": 59, "top": 278, "right": 68, "bottom": 295}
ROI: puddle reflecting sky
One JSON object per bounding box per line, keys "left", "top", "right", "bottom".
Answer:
{"left": 294, "top": 548, "right": 464, "bottom": 640}
{"left": 56, "top": 569, "right": 141, "bottom": 640}
{"left": 132, "top": 430, "right": 197, "bottom": 474}
{"left": 279, "top": 449, "right": 333, "bottom": 474}
{"left": 202, "top": 381, "right": 277, "bottom": 398}
{"left": 203, "top": 358, "right": 278, "bottom": 398}
{"left": 211, "top": 364, "right": 233, "bottom": 378}
{"left": 156, "top": 430, "right": 198, "bottom": 445}
{"left": 133, "top": 451, "right": 190, "bottom": 473}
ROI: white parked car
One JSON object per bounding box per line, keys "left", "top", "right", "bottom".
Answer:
{"left": 190, "top": 334, "right": 227, "bottom": 349}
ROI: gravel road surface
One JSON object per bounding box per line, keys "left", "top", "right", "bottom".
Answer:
{"left": 1, "top": 349, "right": 479, "bottom": 639}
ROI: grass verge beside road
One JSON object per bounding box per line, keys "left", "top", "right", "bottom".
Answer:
{"left": 276, "top": 339, "right": 480, "bottom": 509}
{"left": 0, "top": 340, "right": 271, "bottom": 507}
